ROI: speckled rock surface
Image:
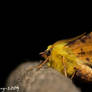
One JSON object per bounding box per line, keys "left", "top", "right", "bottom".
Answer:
{"left": 6, "top": 61, "right": 80, "bottom": 92}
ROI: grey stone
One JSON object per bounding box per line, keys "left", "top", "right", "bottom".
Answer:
{"left": 6, "top": 61, "right": 80, "bottom": 92}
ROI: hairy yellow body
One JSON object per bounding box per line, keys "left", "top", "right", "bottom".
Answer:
{"left": 47, "top": 42, "right": 79, "bottom": 77}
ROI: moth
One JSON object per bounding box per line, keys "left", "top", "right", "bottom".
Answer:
{"left": 39, "top": 32, "right": 92, "bottom": 82}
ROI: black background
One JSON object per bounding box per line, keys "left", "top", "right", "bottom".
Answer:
{"left": 0, "top": 5, "right": 92, "bottom": 92}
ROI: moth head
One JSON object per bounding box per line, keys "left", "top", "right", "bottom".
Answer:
{"left": 40, "top": 45, "right": 52, "bottom": 59}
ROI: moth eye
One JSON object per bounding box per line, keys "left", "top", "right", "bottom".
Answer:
{"left": 46, "top": 50, "right": 51, "bottom": 56}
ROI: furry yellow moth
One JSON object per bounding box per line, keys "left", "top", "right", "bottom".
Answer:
{"left": 40, "top": 32, "right": 92, "bottom": 82}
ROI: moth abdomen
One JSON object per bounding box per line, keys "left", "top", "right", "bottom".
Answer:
{"left": 75, "top": 64, "right": 92, "bottom": 82}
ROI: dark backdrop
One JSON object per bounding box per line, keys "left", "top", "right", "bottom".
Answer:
{"left": 0, "top": 12, "right": 92, "bottom": 92}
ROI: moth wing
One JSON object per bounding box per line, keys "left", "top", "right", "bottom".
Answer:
{"left": 67, "top": 32, "right": 92, "bottom": 64}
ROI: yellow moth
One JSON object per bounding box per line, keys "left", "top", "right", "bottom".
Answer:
{"left": 40, "top": 32, "right": 92, "bottom": 82}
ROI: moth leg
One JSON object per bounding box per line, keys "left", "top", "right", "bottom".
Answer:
{"left": 71, "top": 71, "right": 76, "bottom": 79}
{"left": 37, "top": 57, "right": 49, "bottom": 69}
{"left": 62, "top": 56, "right": 67, "bottom": 77}
{"left": 26, "top": 57, "right": 49, "bottom": 71}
